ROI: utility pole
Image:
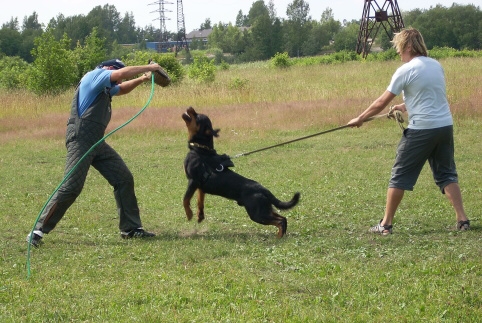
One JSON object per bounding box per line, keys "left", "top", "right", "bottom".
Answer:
{"left": 149, "top": 0, "right": 172, "bottom": 52}
{"left": 175, "top": 0, "right": 190, "bottom": 58}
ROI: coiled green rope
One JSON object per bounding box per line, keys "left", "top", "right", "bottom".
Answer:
{"left": 26, "top": 74, "right": 156, "bottom": 279}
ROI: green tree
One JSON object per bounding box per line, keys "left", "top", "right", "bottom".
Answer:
{"left": 189, "top": 37, "right": 205, "bottom": 50}
{"left": 320, "top": 8, "right": 341, "bottom": 41}
{"left": 406, "top": 4, "right": 481, "bottom": 50}
{"left": 117, "top": 12, "right": 138, "bottom": 44}
{"left": 300, "top": 8, "right": 340, "bottom": 56}
{"left": 301, "top": 21, "right": 326, "bottom": 56}
{"left": 379, "top": 31, "right": 393, "bottom": 51}
{"left": 235, "top": 10, "right": 248, "bottom": 27}
{"left": 49, "top": 14, "right": 91, "bottom": 49}
{"left": 72, "top": 27, "right": 107, "bottom": 79}
{"left": 333, "top": 21, "right": 360, "bottom": 52}
{"left": 18, "top": 12, "right": 44, "bottom": 62}
{"left": 402, "top": 8, "right": 424, "bottom": 26}
{"left": 208, "top": 23, "right": 247, "bottom": 55}
{"left": 208, "top": 23, "right": 227, "bottom": 51}
{"left": 0, "top": 27, "right": 22, "bottom": 57}
{"left": 269, "top": 18, "right": 283, "bottom": 57}
{"left": 142, "top": 25, "right": 159, "bottom": 42}
{"left": 200, "top": 18, "right": 212, "bottom": 31}
{"left": 248, "top": 0, "right": 270, "bottom": 25}
{"left": 2, "top": 17, "right": 20, "bottom": 30}
{"left": 267, "top": 0, "right": 277, "bottom": 21}
{"left": 86, "top": 5, "right": 121, "bottom": 53}
{"left": 450, "top": 4, "right": 481, "bottom": 49}
{"left": 249, "top": 11, "right": 273, "bottom": 60}
{"left": 286, "top": 0, "right": 310, "bottom": 23}
{"left": 284, "top": 0, "right": 311, "bottom": 56}
{"left": 244, "top": 0, "right": 282, "bottom": 60}
{"left": 28, "top": 29, "right": 77, "bottom": 95}
{"left": 224, "top": 24, "right": 247, "bottom": 54}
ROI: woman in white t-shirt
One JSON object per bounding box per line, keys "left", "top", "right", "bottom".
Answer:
{"left": 347, "top": 28, "right": 470, "bottom": 234}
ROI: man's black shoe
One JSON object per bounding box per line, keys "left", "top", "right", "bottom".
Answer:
{"left": 26, "top": 231, "right": 43, "bottom": 247}
{"left": 120, "top": 228, "right": 156, "bottom": 239}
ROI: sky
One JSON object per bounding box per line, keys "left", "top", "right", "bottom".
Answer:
{"left": 1, "top": 0, "right": 480, "bottom": 33}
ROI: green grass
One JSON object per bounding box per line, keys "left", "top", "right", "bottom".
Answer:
{"left": 1, "top": 57, "right": 481, "bottom": 322}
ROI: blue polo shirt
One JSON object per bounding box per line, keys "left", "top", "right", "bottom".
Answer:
{"left": 77, "top": 69, "right": 121, "bottom": 117}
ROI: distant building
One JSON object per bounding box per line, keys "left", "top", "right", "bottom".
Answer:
{"left": 186, "top": 28, "right": 213, "bottom": 46}
{"left": 146, "top": 27, "right": 248, "bottom": 52}
{"left": 146, "top": 41, "right": 178, "bottom": 52}
{"left": 186, "top": 27, "right": 248, "bottom": 46}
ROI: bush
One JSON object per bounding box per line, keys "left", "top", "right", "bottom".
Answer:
{"left": 271, "top": 52, "right": 292, "bottom": 68}
{"left": 0, "top": 56, "right": 30, "bottom": 89}
{"left": 219, "top": 61, "right": 230, "bottom": 70}
{"left": 188, "top": 56, "right": 216, "bottom": 83}
{"left": 123, "top": 51, "right": 185, "bottom": 84}
{"left": 365, "top": 48, "right": 398, "bottom": 62}
{"left": 429, "top": 46, "right": 458, "bottom": 59}
{"left": 207, "top": 48, "right": 224, "bottom": 65}
{"left": 228, "top": 77, "right": 248, "bottom": 90}
{"left": 331, "top": 50, "right": 360, "bottom": 63}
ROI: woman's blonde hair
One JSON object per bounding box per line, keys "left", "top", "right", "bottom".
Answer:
{"left": 391, "top": 28, "right": 428, "bottom": 57}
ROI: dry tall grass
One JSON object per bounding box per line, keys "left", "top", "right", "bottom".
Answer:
{"left": 1, "top": 57, "right": 480, "bottom": 144}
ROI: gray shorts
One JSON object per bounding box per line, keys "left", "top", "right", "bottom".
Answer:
{"left": 389, "top": 125, "right": 458, "bottom": 193}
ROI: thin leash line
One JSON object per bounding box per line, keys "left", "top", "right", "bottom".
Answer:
{"left": 233, "top": 124, "right": 351, "bottom": 158}
{"left": 233, "top": 111, "right": 404, "bottom": 158}
{"left": 26, "top": 74, "right": 156, "bottom": 279}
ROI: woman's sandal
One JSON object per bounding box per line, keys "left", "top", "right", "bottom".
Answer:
{"left": 457, "top": 220, "right": 470, "bottom": 231}
{"left": 369, "top": 220, "right": 393, "bottom": 235}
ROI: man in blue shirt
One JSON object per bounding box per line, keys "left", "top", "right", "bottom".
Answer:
{"left": 28, "top": 59, "right": 162, "bottom": 247}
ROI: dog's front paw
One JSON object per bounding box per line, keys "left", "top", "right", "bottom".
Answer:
{"left": 185, "top": 209, "right": 194, "bottom": 221}
{"left": 197, "top": 212, "right": 205, "bottom": 223}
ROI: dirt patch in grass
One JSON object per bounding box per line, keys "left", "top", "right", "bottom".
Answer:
{"left": 0, "top": 98, "right": 365, "bottom": 144}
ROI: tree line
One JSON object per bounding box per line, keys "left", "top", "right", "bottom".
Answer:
{"left": 0, "top": 1, "right": 480, "bottom": 94}
{"left": 1, "top": 1, "right": 480, "bottom": 63}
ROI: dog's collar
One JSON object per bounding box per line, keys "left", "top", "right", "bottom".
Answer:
{"left": 189, "top": 142, "right": 215, "bottom": 151}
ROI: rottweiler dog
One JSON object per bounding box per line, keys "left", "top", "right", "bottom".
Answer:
{"left": 182, "top": 107, "right": 300, "bottom": 238}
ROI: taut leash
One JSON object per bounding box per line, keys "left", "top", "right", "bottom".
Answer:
{"left": 233, "top": 110, "right": 405, "bottom": 158}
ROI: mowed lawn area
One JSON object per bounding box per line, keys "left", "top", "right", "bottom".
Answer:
{"left": 1, "top": 57, "right": 481, "bottom": 322}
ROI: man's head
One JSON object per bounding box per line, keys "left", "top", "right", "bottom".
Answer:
{"left": 97, "top": 59, "right": 126, "bottom": 70}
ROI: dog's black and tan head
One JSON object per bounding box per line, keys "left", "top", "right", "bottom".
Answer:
{"left": 182, "top": 107, "right": 220, "bottom": 149}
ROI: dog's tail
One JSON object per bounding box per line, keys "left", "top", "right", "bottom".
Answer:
{"left": 272, "top": 192, "right": 300, "bottom": 210}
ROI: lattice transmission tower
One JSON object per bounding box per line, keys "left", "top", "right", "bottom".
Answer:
{"left": 149, "top": 0, "right": 172, "bottom": 52}
{"left": 175, "top": 0, "right": 190, "bottom": 57}
{"left": 356, "top": 0, "right": 404, "bottom": 58}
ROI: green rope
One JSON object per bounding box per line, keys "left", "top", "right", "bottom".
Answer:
{"left": 26, "top": 74, "right": 156, "bottom": 279}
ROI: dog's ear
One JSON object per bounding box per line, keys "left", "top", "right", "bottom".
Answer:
{"left": 212, "top": 128, "right": 220, "bottom": 137}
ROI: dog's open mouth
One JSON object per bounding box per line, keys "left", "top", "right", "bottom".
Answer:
{"left": 182, "top": 107, "right": 198, "bottom": 123}
{"left": 182, "top": 112, "right": 192, "bottom": 123}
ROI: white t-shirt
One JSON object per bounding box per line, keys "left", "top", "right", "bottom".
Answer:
{"left": 387, "top": 56, "right": 453, "bottom": 129}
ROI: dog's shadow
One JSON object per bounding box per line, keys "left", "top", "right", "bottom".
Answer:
{"left": 143, "top": 226, "right": 286, "bottom": 243}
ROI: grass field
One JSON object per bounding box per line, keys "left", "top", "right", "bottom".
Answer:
{"left": 1, "top": 57, "right": 481, "bottom": 322}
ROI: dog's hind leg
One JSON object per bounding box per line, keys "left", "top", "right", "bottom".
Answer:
{"left": 271, "top": 211, "right": 287, "bottom": 238}
{"left": 197, "top": 189, "right": 205, "bottom": 223}
{"left": 244, "top": 196, "right": 287, "bottom": 238}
